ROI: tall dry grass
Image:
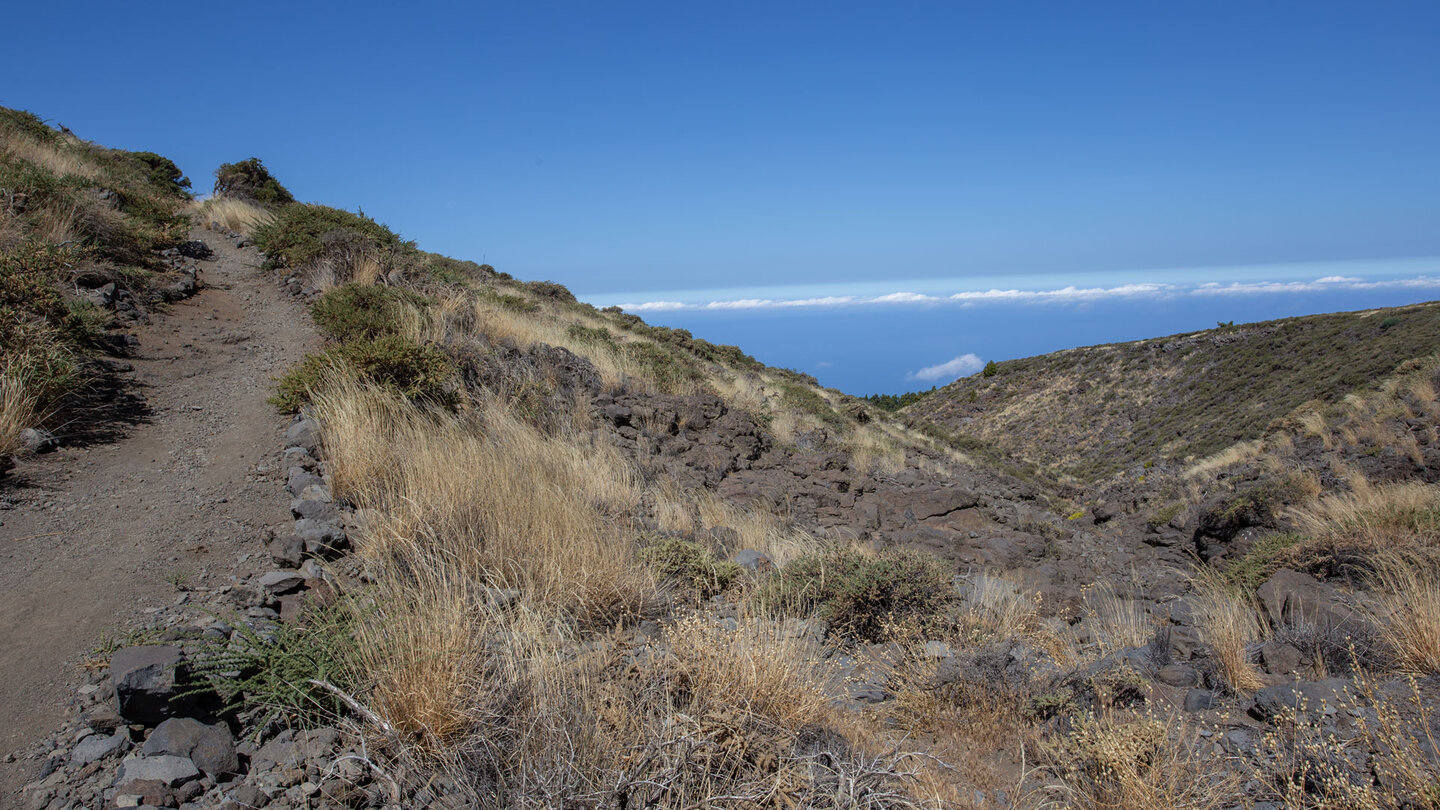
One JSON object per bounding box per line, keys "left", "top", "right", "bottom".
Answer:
{"left": 190, "top": 197, "right": 274, "bottom": 235}
{"left": 0, "top": 362, "right": 38, "bottom": 462}
{"left": 963, "top": 573, "right": 1039, "bottom": 639}
{"left": 1368, "top": 554, "right": 1440, "bottom": 675}
{"left": 1050, "top": 708, "right": 1243, "bottom": 810}
{"left": 1083, "top": 582, "right": 1155, "bottom": 653}
{"left": 464, "top": 297, "right": 647, "bottom": 392}
{"left": 0, "top": 134, "right": 102, "bottom": 181}
{"left": 1292, "top": 480, "right": 1440, "bottom": 550}
{"left": 1189, "top": 575, "right": 1266, "bottom": 693}
{"left": 650, "top": 485, "right": 820, "bottom": 568}
{"left": 311, "top": 376, "right": 652, "bottom": 626}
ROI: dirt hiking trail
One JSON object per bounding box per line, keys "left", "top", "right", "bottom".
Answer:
{"left": 0, "top": 228, "right": 317, "bottom": 799}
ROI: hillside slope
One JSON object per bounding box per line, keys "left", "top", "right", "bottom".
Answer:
{"left": 902, "top": 302, "right": 1440, "bottom": 483}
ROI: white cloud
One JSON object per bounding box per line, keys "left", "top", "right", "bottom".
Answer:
{"left": 909, "top": 354, "right": 985, "bottom": 382}
{"left": 609, "top": 274, "right": 1440, "bottom": 313}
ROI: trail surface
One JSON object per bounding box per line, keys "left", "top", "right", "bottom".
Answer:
{"left": 0, "top": 229, "right": 316, "bottom": 798}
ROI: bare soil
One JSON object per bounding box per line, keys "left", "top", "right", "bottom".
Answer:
{"left": 0, "top": 229, "right": 317, "bottom": 798}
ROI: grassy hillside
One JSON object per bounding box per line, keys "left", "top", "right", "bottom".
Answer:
{"left": 0, "top": 107, "right": 193, "bottom": 468}
{"left": 902, "top": 303, "right": 1440, "bottom": 483}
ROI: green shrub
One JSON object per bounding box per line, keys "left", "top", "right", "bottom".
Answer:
{"left": 271, "top": 336, "right": 454, "bottom": 412}
{"left": 1380, "top": 316, "right": 1402, "bottom": 330}
{"left": 253, "top": 204, "right": 410, "bottom": 272}
{"left": 310, "top": 283, "right": 425, "bottom": 342}
{"left": 638, "top": 537, "right": 740, "bottom": 599}
{"left": 213, "top": 157, "right": 294, "bottom": 206}
{"left": 1146, "top": 501, "right": 1185, "bottom": 531}
{"left": 524, "top": 280, "right": 575, "bottom": 302}
{"left": 690, "top": 338, "right": 763, "bottom": 371}
{"left": 754, "top": 547, "right": 952, "bottom": 641}
{"left": 625, "top": 342, "right": 705, "bottom": 393}
{"left": 1225, "top": 532, "right": 1303, "bottom": 591}
{"left": 779, "top": 381, "right": 845, "bottom": 428}
{"left": 186, "top": 601, "right": 360, "bottom": 733}
{"left": 129, "top": 151, "right": 190, "bottom": 195}
{"left": 982, "top": 360, "right": 1000, "bottom": 377}
{"left": 566, "top": 323, "right": 617, "bottom": 348}
{"left": 477, "top": 288, "right": 539, "bottom": 313}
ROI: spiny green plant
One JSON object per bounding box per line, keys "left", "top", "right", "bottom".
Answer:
{"left": 185, "top": 602, "right": 362, "bottom": 735}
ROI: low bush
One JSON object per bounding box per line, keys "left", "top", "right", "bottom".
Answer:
{"left": 213, "top": 157, "right": 294, "bottom": 206}
{"left": 1224, "top": 532, "right": 1303, "bottom": 591}
{"left": 565, "top": 323, "right": 617, "bottom": 349}
{"left": 253, "top": 203, "right": 411, "bottom": 273}
{"left": 310, "top": 283, "right": 425, "bottom": 342}
{"left": 755, "top": 547, "right": 951, "bottom": 641}
{"left": 271, "top": 336, "right": 454, "bottom": 412}
{"left": 625, "top": 342, "right": 705, "bottom": 394}
{"left": 638, "top": 537, "right": 741, "bottom": 599}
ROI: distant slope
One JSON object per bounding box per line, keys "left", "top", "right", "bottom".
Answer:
{"left": 901, "top": 301, "right": 1440, "bottom": 483}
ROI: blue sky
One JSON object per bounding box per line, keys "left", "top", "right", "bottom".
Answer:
{"left": 6, "top": 2, "right": 1439, "bottom": 392}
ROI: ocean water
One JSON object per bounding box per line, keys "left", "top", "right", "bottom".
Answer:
{"left": 634, "top": 288, "right": 1440, "bottom": 396}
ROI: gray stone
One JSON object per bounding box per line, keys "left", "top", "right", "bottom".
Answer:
{"left": 1261, "top": 641, "right": 1305, "bottom": 675}
{"left": 290, "top": 498, "right": 337, "bottom": 522}
{"left": 18, "top": 428, "right": 59, "bottom": 454}
{"left": 1184, "top": 689, "right": 1216, "bottom": 712}
{"left": 268, "top": 534, "right": 304, "bottom": 568}
{"left": 224, "top": 783, "right": 271, "bottom": 808}
{"left": 922, "top": 640, "right": 953, "bottom": 659}
{"left": 70, "top": 730, "right": 127, "bottom": 765}
{"left": 117, "top": 754, "right": 200, "bottom": 786}
{"left": 1257, "top": 569, "right": 1364, "bottom": 632}
{"left": 282, "top": 446, "right": 317, "bottom": 470}
{"left": 111, "top": 646, "right": 184, "bottom": 725}
{"left": 177, "top": 240, "right": 214, "bottom": 260}
{"left": 141, "top": 718, "right": 238, "bottom": 776}
{"left": 293, "top": 519, "right": 347, "bottom": 555}
{"left": 731, "top": 549, "right": 773, "bottom": 572}
{"left": 286, "top": 418, "right": 320, "bottom": 452}
{"left": 1251, "top": 678, "right": 1354, "bottom": 722}
{"left": 779, "top": 617, "right": 828, "bottom": 643}
{"left": 1155, "top": 663, "right": 1199, "bottom": 687}
{"left": 286, "top": 467, "right": 322, "bottom": 497}
{"left": 259, "top": 571, "right": 305, "bottom": 596}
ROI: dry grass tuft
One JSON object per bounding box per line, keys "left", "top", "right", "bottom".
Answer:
{"left": 1083, "top": 582, "right": 1155, "bottom": 653}
{"left": 311, "top": 375, "right": 652, "bottom": 626}
{"left": 1050, "top": 708, "right": 1243, "bottom": 809}
{"left": 1368, "top": 554, "right": 1440, "bottom": 675}
{"left": 0, "top": 134, "right": 102, "bottom": 181}
{"left": 1279, "top": 481, "right": 1440, "bottom": 579}
{"left": 963, "top": 573, "right": 1039, "bottom": 639}
{"left": 1190, "top": 574, "right": 1267, "bottom": 693}
{"left": 0, "top": 362, "right": 39, "bottom": 462}
{"left": 190, "top": 196, "right": 274, "bottom": 235}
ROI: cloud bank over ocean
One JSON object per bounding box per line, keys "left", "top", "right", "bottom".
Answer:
{"left": 613, "top": 274, "right": 1440, "bottom": 313}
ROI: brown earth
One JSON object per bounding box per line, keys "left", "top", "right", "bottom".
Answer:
{"left": 0, "top": 228, "right": 316, "bottom": 799}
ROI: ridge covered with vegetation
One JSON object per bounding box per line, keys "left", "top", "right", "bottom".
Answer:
{"left": 0, "top": 107, "right": 194, "bottom": 470}
{"left": 902, "top": 305, "right": 1440, "bottom": 484}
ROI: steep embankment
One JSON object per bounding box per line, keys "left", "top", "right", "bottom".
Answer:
{"left": 0, "top": 228, "right": 317, "bottom": 798}
{"left": 903, "top": 302, "right": 1440, "bottom": 483}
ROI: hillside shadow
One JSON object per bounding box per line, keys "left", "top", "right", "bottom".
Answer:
{"left": 49, "top": 366, "right": 153, "bottom": 448}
